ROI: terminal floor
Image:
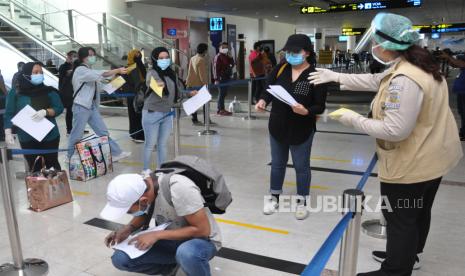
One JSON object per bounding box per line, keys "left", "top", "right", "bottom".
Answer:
{"left": 0, "top": 102, "right": 464, "bottom": 276}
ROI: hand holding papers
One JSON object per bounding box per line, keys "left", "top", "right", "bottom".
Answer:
{"left": 11, "top": 105, "right": 54, "bottom": 142}
{"left": 126, "top": 63, "right": 137, "bottom": 73}
{"left": 182, "top": 85, "right": 212, "bottom": 115}
{"left": 267, "top": 85, "right": 298, "bottom": 107}
{"left": 102, "top": 76, "right": 126, "bottom": 94}
{"left": 112, "top": 223, "right": 170, "bottom": 259}
{"left": 150, "top": 77, "right": 165, "bottom": 98}
{"left": 328, "top": 108, "right": 357, "bottom": 120}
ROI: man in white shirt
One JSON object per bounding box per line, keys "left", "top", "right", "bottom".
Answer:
{"left": 101, "top": 173, "right": 221, "bottom": 276}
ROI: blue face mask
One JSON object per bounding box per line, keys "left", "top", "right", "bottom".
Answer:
{"left": 157, "top": 58, "right": 171, "bottom": 70}
{"left": 131, "top": 202, "right": 150, "bottom": 217}
{"left": 30, "top": 74, "right": 44, "bottom": 85}
{"left": 87, "top": 56, "right": 97, "bottom": 65}
{"left": 285, "top": 52, "right": 305, "bottom": 66}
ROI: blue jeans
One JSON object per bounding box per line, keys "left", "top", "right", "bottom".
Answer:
{"left": 111, "top": 239, "right": 217, "bottom": 276}
{"left": 67, "top": 103, "right": 122, "bottom": 156}
{"left": 269, "top": 132, "right": 315, "bottom": 196}
{"left": 142, "top": 110, "right": 173, "bottom": 169}
{"left": 217, "top": 80, "right": 229, "bottom": 111}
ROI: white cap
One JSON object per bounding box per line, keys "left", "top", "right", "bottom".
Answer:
{"left": 100, "top": 174, "right": 147, "bottom": 221}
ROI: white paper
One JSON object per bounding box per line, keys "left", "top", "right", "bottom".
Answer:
{"left": 268, "top": 85, "right": 298, "bottom": 106}
{"left": 102, "top": 76, "right": 126, "bottom": 94}
{"left": 182, "top": 85, "right": 212, "bottom": 116}
{"left": 112, "top": 223, "right": 170, "bottom": 259}
{"left": 11, "top": 105, "right": 54, "bottom": 142}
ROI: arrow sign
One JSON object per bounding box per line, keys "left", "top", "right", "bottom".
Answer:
{"left": 357, "top": 3, "right": 364, "bottom": 9}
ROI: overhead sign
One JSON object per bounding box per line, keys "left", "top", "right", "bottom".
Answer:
{"left": 167, "top": 28, "right": 177, "bottom": 36}
{"left": 414, "top": 23, "right": 465, "bottom": 33}
{"left": 300, "top": 0, "right": 421, "bottom": 14}
{"left": 342, "top": 28, "right": 367, "bottom": 36}
{"left": 209, "top": 17, "right": 225, "bottom": 31}
{"left": 318, "top": 50, "right": 333, "bottom": 65}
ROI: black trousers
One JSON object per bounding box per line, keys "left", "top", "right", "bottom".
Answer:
{"left": 192, "top": 105, "right": 207, "bottom": 123}
{"left": 127, "top": 97, "right": 145, "bottom": 140}
{"left": 65, "top": 105, "right": 73, "bottom": 134}
{"left": 380, "top": 177, "right": 441, "bottom": 276}
{"left": 20, "top": 137, "right": 61, "bottom": 172}
{"left": 457, "top": 93, "right": 465, "bottom": 137}
{"left": 252, "top": 75, "right": 265, "bottom": 103}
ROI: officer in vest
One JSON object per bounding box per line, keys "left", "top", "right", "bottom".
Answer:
{"left": 309, "top": 12, "right": 463, "bottom": 276}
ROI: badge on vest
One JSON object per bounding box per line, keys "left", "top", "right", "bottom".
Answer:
{"left": 385, "top": 86, "right": 402, "bottom": 110}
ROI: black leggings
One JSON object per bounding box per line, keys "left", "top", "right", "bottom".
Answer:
{"left": 20, "top": 137, "right": 61, "bottom": 172}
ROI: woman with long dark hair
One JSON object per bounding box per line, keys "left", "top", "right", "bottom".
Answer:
{"left": 3, "top": 62, "right": 64, "bottom": 171}
{"left": 309, "top": 12, "right": 463, "bottom": 276}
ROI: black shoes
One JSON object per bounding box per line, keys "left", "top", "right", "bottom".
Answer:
{"left": 372, "top": 251, "right": 421, "bottom": 270}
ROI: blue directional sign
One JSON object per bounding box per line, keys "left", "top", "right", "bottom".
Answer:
{"left": 300, "top": 0, "right": 422, "bottom": 14}
{"left": 167, "top": 28, "right": 177, "bottom": 36}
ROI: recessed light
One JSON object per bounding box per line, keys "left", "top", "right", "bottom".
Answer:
{"left": 274, "top": 15, "right": 279, "bottom": 18}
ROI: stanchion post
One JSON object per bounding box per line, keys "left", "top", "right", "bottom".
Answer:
{"left": 243, "top": 79, "right": 256, "bottom": 120}
{"left": 0, "top": 146, "right": 49, "bottom": 275}
{"left": 199, "top": 85, "right": 218, "bottom": 136}
{"left": 338, "top": 189, "right": 364, "bottom": 276}
{"left": 173, "top": 106, "right": 181, "bottom": 157}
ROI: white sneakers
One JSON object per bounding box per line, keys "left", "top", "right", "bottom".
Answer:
{"left": 263, "top": 198, "right": 279, "bottom": 215}
{"left": 263, "top": 196, "right": 310, "bottom": 220}
{"left": 141, "top": 169, "right": 152, "bottom": 179}
{"left": 113, "top": 151, "right": 131, "bottom": 162}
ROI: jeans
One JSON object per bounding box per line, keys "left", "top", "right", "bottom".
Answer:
{"left": 380, "top": 177, "right": 441, "bottom": 276}
{"left": 269, "top": 132, "right": 315, "bottom": 197}
{"left": 142, "top": 110, "right": 173, "bottom": 170}
{"left": 67, "top": 103, "right": 123, "bottom": 156}
{"left": 217, "top": 80, "right": 229, "bottom": 111}
{"left": 111, "top": 239, "right": 217, "bottom": 276}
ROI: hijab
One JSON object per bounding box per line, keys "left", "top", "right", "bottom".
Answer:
{"left": 127, "top": 49, "right": 146, "bottom": 81}
{"left": 16, "top": 62, "right": 57, "bottom": 97}
{"left": 151, "top": 47, "right": 177, "bottom": 98}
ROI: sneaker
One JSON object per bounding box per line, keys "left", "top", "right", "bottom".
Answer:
{"left": 263, "top": 197, "right": 279, "bottom": 215}
{"left": 192, "top": 120, "right": 204, "bottom": 126}
{"left": 131, "top": 138, "right": 145, "bottom": 143}
{"left": 372, "top": 251, "right": 421, "bottom": 270}
{"left": 295, "top": 204, "right": 309, "bottom": 220}
{"left": 217, "top": 110, "right": 232, "bottom": 116}
{"left": 113, "top": 151, "right": 131, "bottom": 162}
{"left": 141, "top": 169, "right": 152, "bottom": 178}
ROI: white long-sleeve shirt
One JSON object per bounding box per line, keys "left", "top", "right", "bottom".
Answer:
{"left": 339, "top": 71, "right": 424, "bottom": 142}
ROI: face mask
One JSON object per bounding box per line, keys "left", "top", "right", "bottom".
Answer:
{"left": 30, "top": 74, "right": 44, "bottom": 85}
{"left": 286, "top": 52, "right": 305, "bottom": 66}
{"left": 157, "top": 58, "right": 171, "bottom": 70}
{"left": 219, "top": 48, "right": 229, "bottom": 54}
{"left": 131, "top": 202, "right": 150, "bottom": 217}
{"left": 87, "top": 56, "right": 97, "bottom": 65}
{"left": 371, "top": 44, "right": 395, "bottom": 66}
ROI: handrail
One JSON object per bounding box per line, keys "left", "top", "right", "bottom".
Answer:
{"left": 3, "top": 0, "right": 118, "bottom": 68}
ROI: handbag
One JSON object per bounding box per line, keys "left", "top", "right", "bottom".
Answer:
{"left": 26, "top": 156, "right": 73, "bottom": 212}
{"left": 69, "top": 135, "right": 113, "bottom": 181}
{"left": 133, "top": 82, "right": 149, "bottom": 114}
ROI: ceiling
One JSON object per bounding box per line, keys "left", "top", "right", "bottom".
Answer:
{"left": 127, "top": 0, "right": 465, "bottom": 34}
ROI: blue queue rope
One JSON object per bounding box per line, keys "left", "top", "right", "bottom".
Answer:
{"left": 300, "top": 153, "right": 378, "bottom": 276}
{"left": 9, "top": 111, "right": 175, "bottom": 156}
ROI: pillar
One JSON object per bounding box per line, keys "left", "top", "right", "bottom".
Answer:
{"left": 347, "top": 36, "right": 356, "bottom": 52}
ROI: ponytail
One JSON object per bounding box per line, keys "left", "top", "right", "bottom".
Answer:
{"left": 398, "top": 45, "right": 443, "bottom": 82}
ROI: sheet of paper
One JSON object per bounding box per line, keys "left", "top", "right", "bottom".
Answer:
{"left": 150, "top": 77, "right": 164, "bottom": 98}
{"left": 112, "top": 223, "right": 170, "bottom": 259}
{"left": 328, "top": 108, "right": 352, "bottom": 120}
{"left": 182, "top": 85, "right": 212, "bottom": 116}
{"left": 11, "top": 105, "right": 54, "bottom": 142}
{"left": 102, "top": 76, "right": 126, "bottom": 94}
{"left": 268, "top": 85, "right": 298, "bottom": 106}
{"left": 126, "top": 63, "right": 137, "bottom": 73}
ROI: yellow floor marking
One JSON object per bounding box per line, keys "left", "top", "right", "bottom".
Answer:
{"left": 181, "top": 144, "right": 208, "bottom": 149}
{"left": 283, "top": 181, "right": 330, "bottom": 191}
{"left": 71, "top": 190, "right": 91, "bottom": 196}
{"left": 311, "top": 155, "right": 351, "bottom": 163}
{"left": 118, "top": 160, "right": 156, "bottom": 169}
{"left": 215, "top": 218, "right": 289, "bottom": 235}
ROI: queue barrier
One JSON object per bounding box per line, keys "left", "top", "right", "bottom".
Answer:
{"left": 301, "top": 153, "right": 378, "bottom": 276}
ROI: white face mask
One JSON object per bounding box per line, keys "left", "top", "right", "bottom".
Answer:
{"left": 219, "top": 48, "right": 229, "bottom": 54}
{"left": 371, "top": 44, "right": 395, "bottom": 66}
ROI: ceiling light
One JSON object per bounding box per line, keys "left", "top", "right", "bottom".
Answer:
{"left": 274, "top": 15, "right": 279, "bottom": 18}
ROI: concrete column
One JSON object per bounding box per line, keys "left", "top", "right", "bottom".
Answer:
{"left": 258, "top": 19, "right": 265, "bottom": 40}
{"left": 347, "top": 36, "right": 356, "bottom": 52}
{"left": 314, "top": 28, "right": 325, "bottom": 52}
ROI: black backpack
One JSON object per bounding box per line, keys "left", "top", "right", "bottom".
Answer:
{"left": 133, "top": 82, "right": 149, "bottom": 114}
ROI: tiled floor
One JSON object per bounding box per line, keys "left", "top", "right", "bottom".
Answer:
{"left": 0, "top": 100, "right": 464, "bottom": 276}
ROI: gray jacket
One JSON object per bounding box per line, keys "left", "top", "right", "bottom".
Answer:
{"left": 143, "top": 69, "right": 180, "bottom": 113}
{"left": 72, "top": 65, "right": 104, "bottom": 109}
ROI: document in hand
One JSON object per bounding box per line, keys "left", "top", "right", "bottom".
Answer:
{"left": 267, "top": 85, "right": 297, "bottom": 106}
{"left": 328, "top": 108, "right": 353, "bottom": 120}
{"left": 102, "top": 76, "right": 126, "bottom": 94}
{"left": 150, "top": 77, "right": 164, "bottom": 98}
{"left": 112, "top": 223, "right": 171, "bottom": 259}
{"left": 11, "top": 105, "right": 54, "bottom": 142}
{"left": 182, "top": 85, "right": 212, "bottom": 116}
